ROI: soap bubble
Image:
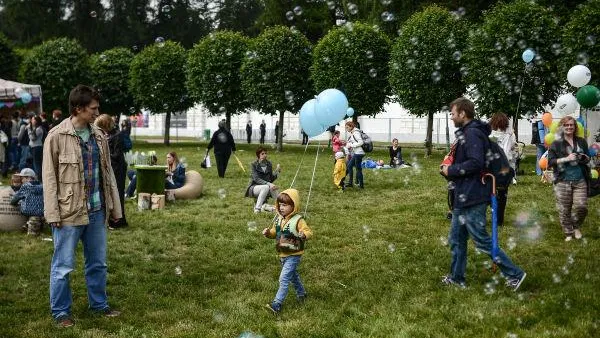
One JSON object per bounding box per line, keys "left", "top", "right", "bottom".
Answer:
{"left": 431, "top": 71, "right": 441, "bottom": 82}
{"left": 293, "top": 6, "right": 303, "bottom": 16}
{"left": 217, "top": 188, "right": 226, "bottom": 199}
{"left": 348, "top": 3, "right": 358, "bottom": 15}
{"left": 155, "top": 37, "right": 165, "bottom": 47}
{"left": 175, "top": 266, "right": 182, "bottom": 276}
{"left": 90, "top": 11, "right": 97, "bottom": 18}
{"left": 368, "top": 69, "right": 378, "bottom": 78}
{"left": 552, "top": 273, "right": 561, "bottom": 283}
{"left": 285, "top": 11, "right": 294, "bottom": 21}
{"left": 387, "top": 243, "right": 396, "bottom": 253}
{"left": 247, "top": 221, "right": 257, "bottom": 232}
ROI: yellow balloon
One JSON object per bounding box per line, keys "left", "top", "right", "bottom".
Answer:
{"left": 577, "top": 121, "right": 584, "bottom": 138}
{"left": 544, "top": 133, "right": 555, "bottom": 146}
{"left": 592, "top": 169, "right": 599, "bottom": 179}
{"left": 549, "top": 121, "right": 559, "bottom": 134}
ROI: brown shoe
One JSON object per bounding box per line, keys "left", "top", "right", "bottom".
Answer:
{"left": 55, "top": 316, "right": 74, "bottom": 328}
{"left": 102, "top": 308, "right": 121, "bottom": 318}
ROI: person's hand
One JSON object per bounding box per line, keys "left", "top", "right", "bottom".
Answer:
{"left": 566, "top": 153, "right": 578, "bottom": 162}
{"left": 270, "top": 184, "right": 278, "bottom": 191}
{"left": 275, "top": 164, "right": 281, "bottom": 172}
{"left": 298, "top": 231, "right": 306, "bottom": 240}
{"left": 262, "top": 228, "right": 270, "bottom": 236}
{"left": 440, "top": 165, "right": 449, "bottom": 176}
{"left": 50, "top": 222, "right": 62, "bottom": 229}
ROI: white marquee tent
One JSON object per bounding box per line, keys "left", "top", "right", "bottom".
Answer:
{"left": 0, "top": 78, "right": 43, "bottom": 114}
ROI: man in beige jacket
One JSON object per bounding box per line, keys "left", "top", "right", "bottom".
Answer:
{"left": 43, "top": 84, "right": 122, "bottom": 328}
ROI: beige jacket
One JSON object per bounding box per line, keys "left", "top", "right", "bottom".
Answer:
{"left": 42, "top": 117, "right": 122, "bottom": 226}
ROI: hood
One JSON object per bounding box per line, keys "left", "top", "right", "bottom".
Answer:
{"left": 460, "top": 119, "right": 491, "bottom": 137}
{"left": 275, "top": 188, "right": 301, "bottom": 217}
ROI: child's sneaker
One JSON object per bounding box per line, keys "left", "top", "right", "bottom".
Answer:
{"left": 265, "top": 302, "right": 281, "bottom": 315}
{"left": 441, "top": 275, "right": 466, "bottom": 289}
{"left": 505, "top": 272, "right": 527, "bottom": 292}
{"left": 260, "top": 204, "right": 274, "bottom": 212}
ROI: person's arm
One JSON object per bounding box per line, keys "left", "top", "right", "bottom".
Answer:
{"left": 262, "top": 221, "right": 276, "bottom": 239}
{"left": 36, "top": 126, "right": 43, "bottom": 141}
{"left": 297, "top": 218, "right": 312, "bottom": 240}
{"left": 42, "top": 133, "right": 61, "bottom": 225}
{"left": 18, "top": 125, "right": 26, "bottom": 141}
{"left": 350, "top": 130, "right": 364, "bottom": 148}
{"left": 447, "top": 131, "right": 486, "bottom": 178}
{"left": 10, "top": 187, "right": 25, "bottom": 205}
{"left": 172, "top": 164, "right": 186, "bottom": 186}
{"left": 207, "top": 132, "right": 216, "bottom": 150}
{"left": 229, "top": 132, "right": 236, "bottom": 152}
{"left": 547, "top": 141, "right": 559, "bottom": 169}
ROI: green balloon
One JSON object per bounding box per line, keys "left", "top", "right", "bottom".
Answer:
{"left": 576, "top": 85, "right": 600, "bottom": 108}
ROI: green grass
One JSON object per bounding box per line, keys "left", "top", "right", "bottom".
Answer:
{"left": 1, "top": 141, "right": 599, "bottom": 338}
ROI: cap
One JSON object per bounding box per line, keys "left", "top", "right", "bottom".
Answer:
{"left": 335, "top": 151, "right": 345, "bottom": 159}
{"left": 16, "top": 168, "right": 36, "bottom": 179}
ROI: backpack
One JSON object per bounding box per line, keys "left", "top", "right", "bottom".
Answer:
{"left": 357, "top": 129, "right": 373, "bottom": 153}
{"left": 122, "top": 133, "right": 132, "bottom": 152}
{"left": 484, "top": 138, "right": 515, "bottom": 187}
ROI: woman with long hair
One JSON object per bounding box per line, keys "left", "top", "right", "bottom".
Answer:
{"left": 165, "top": 151, "right": 185, "bottom": 189}
{"left": 547, "top": 116, "right": 591, "bottom": 241}
{"left": 28, "top": 115, "right": 44, "bottom": 182}
{"left": 344, "top": 121, "right": 365, "bottom": 189}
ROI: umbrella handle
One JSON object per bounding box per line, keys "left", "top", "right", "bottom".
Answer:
{"left": 481, "top": 172, "right": 496, "bottom": 193}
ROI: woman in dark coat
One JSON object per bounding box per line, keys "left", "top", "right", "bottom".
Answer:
{"left": 95, "top": 114, "right": 128, "bottom": 228}
{"left": 207, "top": 120, "right": 236, "bottom": 178}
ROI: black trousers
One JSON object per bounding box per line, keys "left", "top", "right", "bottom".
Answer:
{"left": 260, "top": 132, "right": 265, "bottom": 144}
{"left": 111, "top": 162, "right": 127, "bottom": 227}
{"left": 215, "top": 152, "right": 231, "bottom": 178}
{"left": 496, "top": 185, "right": 509, "bottom": 226}
{"left": 247, "top": 132, "right": 252, "bottom": 144}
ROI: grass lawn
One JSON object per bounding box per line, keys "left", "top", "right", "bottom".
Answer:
{"left": 1, "top": 141, "right": 598, "bottom": 338}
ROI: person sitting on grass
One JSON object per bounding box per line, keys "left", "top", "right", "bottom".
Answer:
{"left": 246, "top": 147, "right": 281, "bottom": 213}
{"left": 262, "top": 189, "right": 312, "bottom": 316}
{"left": 10, "top": 168, "right": 44, "bottom": 235}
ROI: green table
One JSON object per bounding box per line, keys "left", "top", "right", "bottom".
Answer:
{"left": 134, "top": 165, "right": 167, "bottom": 195}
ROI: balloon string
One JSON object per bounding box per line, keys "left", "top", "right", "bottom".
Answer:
{"left": 290, "top": 140, "right": 310, "bottom": 188}
{"left": 304, "top": 141, "right": 321, "bottom": 216}
{"left": 515, "top": 64, "right": 527, "bottom": 118}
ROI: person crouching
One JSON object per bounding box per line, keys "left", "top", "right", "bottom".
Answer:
{"left": 10, "top": 168, "right": 44, "bottom": 235}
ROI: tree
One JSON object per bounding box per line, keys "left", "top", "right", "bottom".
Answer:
{"left": 389, "top": 5, "right": 468, "bottom": 156}
{"left": 129, "top": 40, "right": 192, "bottom": 145}
{"left": 214, "top": 0, "right": 263, "bottom": 37}
{"left": 466, "top": 0, "right": 561, "bottom": 137}
{"left": 104, "top": 0, "right": 152, "bottom": 50}
{"left": 0, "top": 0, "right": 66, "bottom": 47}
{"left": 312, "top": 21, "right": 391, "bottom": 122}
{"left": 562, "top": 0, "right": 600, "bottom": 83}
{"left": 19, "top": 38, "right": 90, "bottom": 113}
{"left": 90, "top": 47, "right": 136, "bottom": 118}
{"left": 256, "top": 0, "right": 332, "bottom": 42}
{"left": 241, "top": 26, "right": 313, "bottom": 151}
{"left": 0, "top": 32, "right": 18, "bottom": 80}
{"left": 186, "top": 31, "right": 250, "bottom": 128}
{"left": 148, "top": 0, "right": 212, "bottom": 48}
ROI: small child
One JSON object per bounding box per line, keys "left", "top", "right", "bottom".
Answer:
{"left": 333, "top": 151, "right": 346, "bottom": 191}
{"left": 10, "top": 168, "right": 44, "bottom": 235}
{"left": 262, "top": 189, "right": 313, "bottom": 315}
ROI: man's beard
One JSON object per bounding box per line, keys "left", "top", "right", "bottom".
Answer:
{"left": 453, "top": 121, "right": 463, "bottom": 128}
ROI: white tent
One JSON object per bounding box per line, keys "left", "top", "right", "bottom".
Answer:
{"left": 0, "top": 78, "right": 43, "bottom": 113}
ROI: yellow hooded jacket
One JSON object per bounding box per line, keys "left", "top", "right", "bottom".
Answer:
{"left": 333, "top": 158, "right": 346, "bottom": 187}
{"left": 264, "top": 188, "right": 313, "bottom": 257}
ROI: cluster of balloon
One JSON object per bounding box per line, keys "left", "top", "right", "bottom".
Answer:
{"left": 14, "top": 87, "right": 32, "bottom": 104}
{"left": 299, "top": 89, "right": 354, "bottom": 137}
{"left": 568, "top": 65, "right": 599, "bottom": 109}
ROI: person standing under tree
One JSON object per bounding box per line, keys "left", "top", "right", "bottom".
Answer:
{"left": 43, "top": 85, "right": 122, "bottom": 328}
{"left": 275, "top": 120, "right": 280, "bottom": 144}
{"left": 440, "top": 97, "right": 526, "bottom": 291}
{"left": 246, "top": 120, "right": 252, "bottom": 144}
{"left": 260, "top": 120, "right": 266, "bottom": 144}
{"left": 208, "top": 120, "right": 236, "bottom": 178}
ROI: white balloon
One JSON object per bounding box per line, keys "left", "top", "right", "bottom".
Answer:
{"left": 567, "top": 65, "right": 591, "bottom": 88}
{"left": 554, "top": 93, "right": 578, "bottom": 116}
{"left": 14, "top": 87, "right": 25, "bottom": 98}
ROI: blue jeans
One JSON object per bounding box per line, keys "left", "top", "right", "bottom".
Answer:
{"left": 126, "top": 170, "right": 136, "bottom": 196}
{"left": 49, "top": 210, "right": 109, "bottom": 319}
{"left": 536, "top": 144, "right": 546, "bottom": 175}
{"left": 18, "top": 145, "right": 29, "bottom": 170}
{"left": 449, "top": 203, "right": 524, "bottom": 283}
{"left": 346, "top": 153, "right": 364, "bottom": 187}
{"left": 273, "top": 255, "right": 305, "bottom": 306}
{"left": 9, "top": 138, "right": 19, "bottom": 169}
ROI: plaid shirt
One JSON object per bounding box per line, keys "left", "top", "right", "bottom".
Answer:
{"left": 79, "top": 134, "right": 103, "bottom": 212}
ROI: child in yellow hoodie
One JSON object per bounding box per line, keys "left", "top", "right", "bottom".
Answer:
{"left": 262, "top": 188, "right": 312, "bottom": 315}
{"left": 333, "top": 151, "right": 347, "bottom": 191}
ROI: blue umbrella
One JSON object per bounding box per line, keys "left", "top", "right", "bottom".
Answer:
{"left": 482, "top": 173, "right": 499, "bottom": 271}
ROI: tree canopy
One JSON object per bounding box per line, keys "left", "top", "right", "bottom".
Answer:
{"left": 0, "top": 32, "right": 18, "bottom": 80}
{"left": 90, "top": 47, "right": 136, "bottom": 117}
{"left": 19, "top": 38, "right": 90, "bottom": 113}
{"left": 312, "top": 21, "right": 391, "bottom": 119}
{"left": 562, "top": 0, "right": 600, "bottom": 85}
{"left": 241, "top": 26, "right": 313, "bottom": 150}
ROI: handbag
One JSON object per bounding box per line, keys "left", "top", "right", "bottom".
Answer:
{"left": 201, "top": 151, "right": 211, "bottom": 168}
{"left": 0, "top": 130, "right": 8, "bottom": 144}
{"left": 440, "top": 141, "right": 457, "bottom": 168}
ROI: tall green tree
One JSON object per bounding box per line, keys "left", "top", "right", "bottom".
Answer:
{"left": 186, "top": 31, "right": 249, "bottom": 129}
{"left": 90, "top": 47, "right": 136, "bottom": 117}
{"left": 149, "top": 0, "right": 212, "bottom": 48}
{"left": 105, "top": 0, "right": 152, "bottom": 50}
{"left": 312, "top": 21, "right": 391, "bottom": 121}
{"left": 0, "top": 0, "right": 66, "bottom": 47}
{"left": 215, "top": 0, "right": 263, "bottom": 37}
{"left": 0, "top": 32, "right": 18, "bottom": 80}
{"left": 562, "top": 0, "right": 600, "bottom": 83}
{"left": 256, "top": 0, "right": 332, "bottom": 42}
{"left": 19, "top": 38, "right": 90, "bottom": 113}
{"left": 241, "top": 26, "right": 312, "bottom": 151}
{"left": 129, "top": 40, "right": 191, "bottom": 145}
{"left": 68, "top": 0, "right": 106, "bottom": 52}
{"left": 466, "top": 0, "right": 561, "bottom": 137}
{"left": 389, "top": 5, "right": 468, "bottom": 156}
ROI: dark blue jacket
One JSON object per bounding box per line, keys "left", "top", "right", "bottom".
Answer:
{"left": 10, "top": 181, "right": 44, "bottom": 217}
{"left": 447, "top": 119, "right": 492, "bottom": 209}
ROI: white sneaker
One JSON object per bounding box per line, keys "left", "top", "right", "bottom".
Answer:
{"left": 565, "top": 236, "right": 573, "bottom": 242}
{"left": 512, "top": 178, "right": 517, "bottom": 185}
{"left": 260, "top": 204, "right": 274, "bottom": 212}
{"left": 574, "top": 229, "right": 583, "bottom": 239}
{"left": 253, "top": 208, "right": 260, "bottom": 214}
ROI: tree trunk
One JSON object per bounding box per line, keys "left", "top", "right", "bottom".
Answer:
{"left": 512, "top": 118, "right": 519, "bottom": 142}
{"left": 225, "top": 112, "right": 231, "bottom": 130}
{"left": 164, "top": 111, "right": 171, "bottom": 145}
{"left": 277, "top": 111, "right": 284, "bottom": 152}
{"left": 425, "top": 111, "right": 434, "bottom": 157}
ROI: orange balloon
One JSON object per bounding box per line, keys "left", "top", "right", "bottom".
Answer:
{"left": 542, "top": 112, "right": 553, "bottom": 127}
{"left": 539, "top": 157, "right": 548, "bottom": 170}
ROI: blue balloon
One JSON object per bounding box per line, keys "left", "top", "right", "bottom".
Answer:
{"left": 346, "top": 107, "right": 354, "bottom": 117}
{"left": 315, "top": 89, "right": 348, "bottom": 127}
{"left": 300, "top": 99, "right": 326, "bottom": 137}
{"left": 20, "top": 92, "right": 32, "bottom": 104}
{"left": 589, "top": 148, "right": 597, "bottom": 157}
{"left": 522, "top": 49, "right": 535, "bottom": 63}
{"left": 576, "top": 116, "right": 586, "bottom": 128}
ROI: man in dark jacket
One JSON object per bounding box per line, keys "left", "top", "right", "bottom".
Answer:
{"left": 440, "top": 97, "right": 526, "bottom": 291}
{"left": 259, "top": 120, "right": 266, "bottom": 144}
{"left": 208, "top": 120, "right": 236, "bottom": 178}
{"left": 246, "top": 120, "right": 252, "bottom": 144}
